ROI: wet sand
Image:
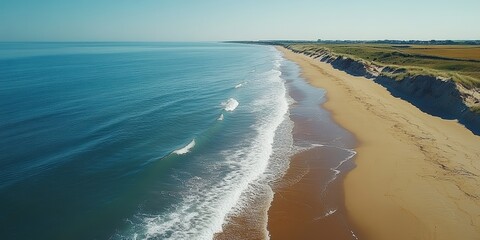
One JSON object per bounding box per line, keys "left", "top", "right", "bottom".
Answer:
{"left": 267, "top": 147, "right": 356, "bottom": 240}
{"left": 278, "top": 46, "right": 480, "bottom": 240}
{"left": 266, "top": 59, "right": 358, "bottom": 240}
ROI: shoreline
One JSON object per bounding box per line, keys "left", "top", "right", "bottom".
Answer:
{"left": 266, "top": 50, "right": 359, "bottom": 239}
{"left": 216, "top": 46, "right": 359, "bottom": 239}
{"left": 214, "top": 47, "right": 294, "bottom": 240}
{"left": 277, "top": 46, "right": 480, "bottom": 239}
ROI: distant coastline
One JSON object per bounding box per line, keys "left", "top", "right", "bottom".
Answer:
{"left": 227, "top": 39, "right": 480, "bottom": 45}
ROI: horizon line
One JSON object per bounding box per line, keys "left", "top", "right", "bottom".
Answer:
{"left": 1, "top": 39, "right": 480, "bottom": 43}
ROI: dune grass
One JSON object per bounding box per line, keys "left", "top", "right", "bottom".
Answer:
{"left": 472, "top": 105, "right": 480, "bottom": 114}
{"left": 286, "top": 44, "right": 480, "bottom": 88}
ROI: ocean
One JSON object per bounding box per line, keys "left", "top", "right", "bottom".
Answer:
{"left": 0, "top": 42, "right": 294, "bottom": 239}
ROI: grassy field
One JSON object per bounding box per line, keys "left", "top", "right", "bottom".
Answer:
{"left": 286, "top": 44, "right": 480, "bottom": 88}
{"left": 402, "top": 45, "right": 480, "bottom": 61}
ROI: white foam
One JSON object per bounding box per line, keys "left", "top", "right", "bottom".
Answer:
{"left": 222, "top": 98, "right": 239, "bottom": 111}
{"left": 173, "top": 139, "right": 195, "bottom": 155}
{"left": 234, "top": 83, "right": 243, "bottom": 88}
{"left": 331, "top": 148, "right": 356, "bottom": 177}
{"left": 123, "top": 46, "right": 290, "bottom": 240}
{"left": 218, "top": 50, "right": 289, "bottom": 239}
{"left": 351, "top": 231, "right": 359, "bottom": 240}
{"left": 311, "top": 143, "right": 325, "bottom": 148}
{"left": 217, "top": 113, "right": 224, "bottom": 121}
{"left": 321, "top": 147, "right": 357, "bottom": 195}
{"left": 314, "top": 209, "right": 337, "bottom": 221}
{"left": 325, "top": 208, "right": 337, "bottom": 217}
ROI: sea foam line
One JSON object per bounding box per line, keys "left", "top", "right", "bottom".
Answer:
{"left": 220, "top": 50, "right": 291, "bottom": 240}
{"left": 211, "top": 55, "right": 288, "bottom": 239}
{"left": 320, "top": 145, "right": 357, "bottom": 195}
{"left": 125, "top": 47, "right": 288, "bottom": 240}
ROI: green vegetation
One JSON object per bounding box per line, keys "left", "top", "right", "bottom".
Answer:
{"left": 470, "top": 105, "right": 480, "bottom": 113}
{"left": 286, "top": 44, "right": 480, "bottom": 89}
{"left": 402, "top": 45, "right": 480, "bottom": 61}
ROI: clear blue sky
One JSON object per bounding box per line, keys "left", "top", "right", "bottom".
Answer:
{"left": 1, "top": 0, "right": 479, "bottom": 41}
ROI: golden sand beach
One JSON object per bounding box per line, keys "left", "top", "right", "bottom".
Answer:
{"left": 275, "top": 46, "right": 480, "bottom": 240}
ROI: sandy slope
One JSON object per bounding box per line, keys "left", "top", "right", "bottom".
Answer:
{"left": 278, "top": 46, "right": 480, "bottom": 240}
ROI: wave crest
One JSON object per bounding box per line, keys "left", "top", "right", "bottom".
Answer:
{"left": 222, "top": 98, "right": 239, "bottom": 112}
{"left": 173, "top": 139, "right": 195, "bottom": 155}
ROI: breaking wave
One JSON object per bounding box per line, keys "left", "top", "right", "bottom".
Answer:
{"left": 222, "top": 98, "right": 239, "bottom": 112}
{"left": 173, "top": 139, "right": 196, "bottom": 155}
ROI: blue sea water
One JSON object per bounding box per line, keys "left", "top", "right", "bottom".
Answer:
{"left": 0, "top": 42, "right": 292, "bottom": 239}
